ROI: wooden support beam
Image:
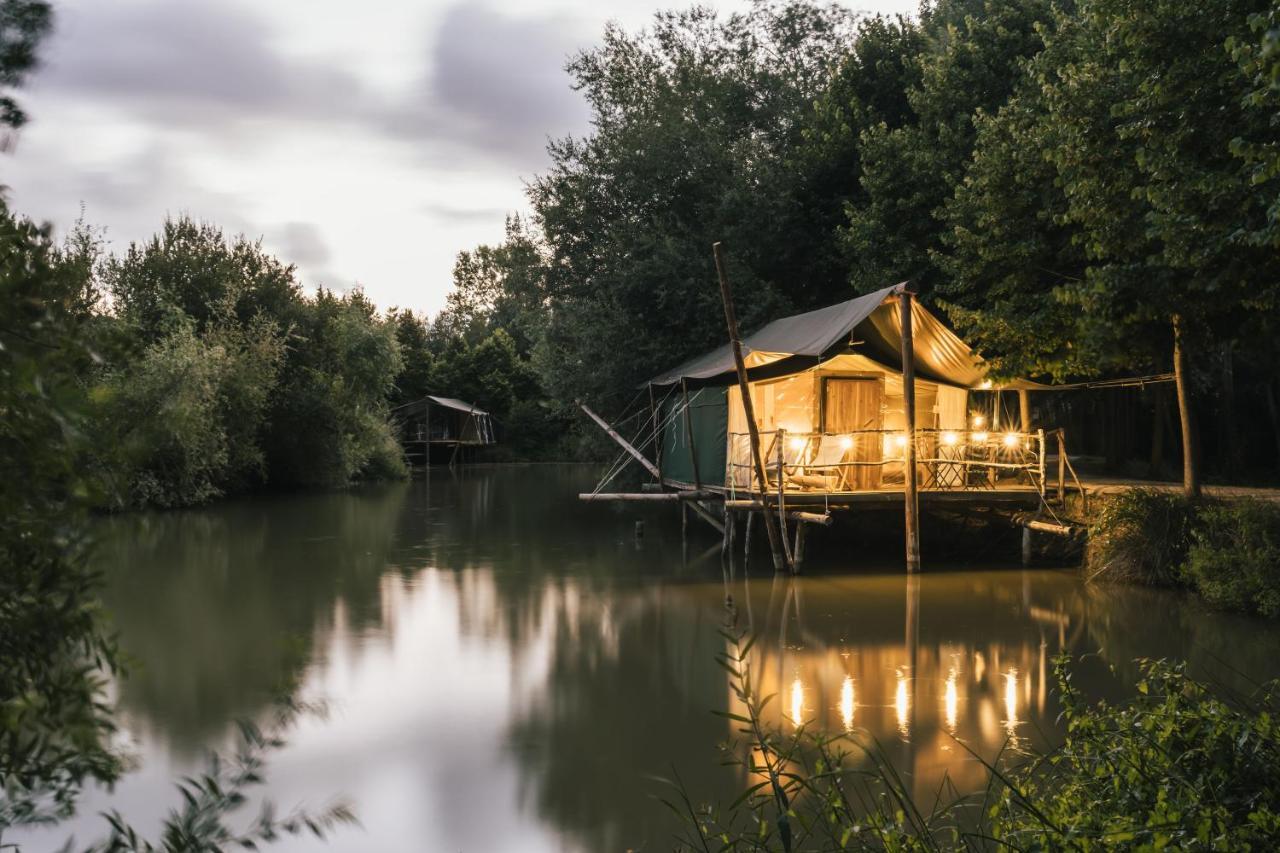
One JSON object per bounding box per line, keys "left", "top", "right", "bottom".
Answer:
{"left": 898, "top": 285, "right": 921, "bottom": 573}
{"left": 713, "top": 242, "right": 790, "bottom": 574}
{"left": 578, "top": 491, "right": 717, "bottom": 502}
{"left": 580, "top": 402, "right": 662, "bottom": 480}
{"left": 790, "top": 511, "right": 833, "bottom": 526}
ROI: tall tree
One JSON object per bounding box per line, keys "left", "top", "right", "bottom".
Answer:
{"left": 528, "top": 1, "right": 854, "bottom": 411}
{"left": 0, "top": 0, "right": 50, "bottom": 134}
{"left": 841, "top": 0, "right": 1056, "bottom": 296}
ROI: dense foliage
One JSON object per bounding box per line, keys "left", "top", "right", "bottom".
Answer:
{"left": 1087, "top": 489, "right": 1280, "bottom": 619}
{"left": 0, "top": 201, "right": 120, "bottom": 834}
{"left": 668, "top": 636, "right": 1280, "bottom": 850}
{"left": 433, "top": 0, "right": 1280, "bottom": 481}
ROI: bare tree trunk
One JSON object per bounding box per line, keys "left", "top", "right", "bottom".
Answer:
{"left": 1173, "top": 315, "right": 1201, "bottom": 498}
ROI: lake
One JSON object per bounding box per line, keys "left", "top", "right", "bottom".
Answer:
{"left": 18, "top": 465, "right": 1280, "bottom": 852}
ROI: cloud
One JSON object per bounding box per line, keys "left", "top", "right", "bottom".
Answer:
{"left": 422, "top": 202, "right": 512, "bottom": 225}
{"left": 271, "top": 221, "right": 331, "bottom": 268}
{"left": 385, "top": 4, "right": 593, "bottom": 170}
{"left": 34, "top": 0, "right": 366, "bottom": 127}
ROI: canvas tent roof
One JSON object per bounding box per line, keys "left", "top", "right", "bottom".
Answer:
{"left": 425, "top": 396, "right": 488, "bottom": 416}
{"left": 649, "top": 283, "right": 1012, "bottom": 390}
{"left": 394, "top": 396, "right": 490, "bottom": 417}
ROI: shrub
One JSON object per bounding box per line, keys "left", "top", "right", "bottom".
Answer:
{"left": 1085, "top": 489, "right": 1198, "bottom": 585}
{"left": 1184, "top": 500, "right": 1280, "bottom": 618}
{"left": 671, "top": 637, "right": 1280, "bottom": 851}
{"left": 990, "top": 658, "right": 1280, "bottom": 849}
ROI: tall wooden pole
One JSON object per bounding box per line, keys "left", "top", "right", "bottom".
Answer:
{"left": 1018, "top": 389, "right": 1031, "bottom": 434}
{"left": 1172, "top": 315, "right": 1201, "bottom": 498}
{"left": 899, "top": 287, "right": 921, "bottom": 573}
{"left": 713, "top": 242, "right": 790, "bottom": 574}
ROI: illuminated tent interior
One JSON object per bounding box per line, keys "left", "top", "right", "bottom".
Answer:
{"left": 650, "top": 284, "right": 1031, "bottom": 492}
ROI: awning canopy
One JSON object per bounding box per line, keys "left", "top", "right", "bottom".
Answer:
{"left": 649, "top": 283, "right": 1006, "bottom": 390}
{"left": 425, "top": 395, "right": 488, "bottom": 416}
{"left": 395, "top": 396, "right": 490, "bottom": 417}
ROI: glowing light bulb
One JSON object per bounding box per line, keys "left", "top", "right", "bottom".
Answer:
{"left": 894, "top": 434, "right": 908, "bottom": 448}
{"left": 971, "top": 415, "right": 985, "bottom": 428}
{"left": 980, "top": 379, "right": 993, "bottom": 390}
{"left": 788, "top": 436, "right": 806, "bottom": 451}
{"left": 1002, "top": 432, "right": 1020, "bottom": 448}
{"left": 942, "top": 431, "right": 959, "bottom": 446}
{"left": 839, "top": 436, "right": 854, "bottom": 450}
{"left": 971, "top": 431, "right": 989, "bottom": 444}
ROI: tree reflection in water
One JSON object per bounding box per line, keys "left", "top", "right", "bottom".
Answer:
{"left": 17, "top": 466, "right": 1280, "bottom": 852}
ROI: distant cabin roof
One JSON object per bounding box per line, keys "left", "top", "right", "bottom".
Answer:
{"left": 395, "top": 396, "right": 489, "bottom": 416}
{"left": 425, "top": 396, "right": 488, "bottom": 415}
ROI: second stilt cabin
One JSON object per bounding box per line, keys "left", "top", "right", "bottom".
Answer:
{"left": 644, "top": 283, "right": 1046, "bottom": 505}
{"left": 397, "top": 395, "right": 496, "bottom": 466}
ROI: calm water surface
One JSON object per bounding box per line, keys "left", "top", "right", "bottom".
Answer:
{"left": 20, "top": 465, "right": 1280, "bottom": 852}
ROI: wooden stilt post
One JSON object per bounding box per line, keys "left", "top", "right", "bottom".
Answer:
{"left": 1019, "top": 389, "right": 1031, "bottom": 433}
{"left": 899, "top": 285, "right": 921, "bottom": 574}
{"left": 713, "top": 242, "right": 790, "bottom": 574}
{"left": 1057, "top": 430, "right": 1066, "bottom": 506}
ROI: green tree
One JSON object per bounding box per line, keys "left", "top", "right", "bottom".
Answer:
{"left": 1032, "top": 0, "right": 1278, "bottom": 495}
{"left": 0, "top": 0, "right": 51, "bottom": 132}
{"left": 266, "top": 289, "right": 406, "bottom": 487}
{"left": 0, "top": 202, "right": 121, "bottom": 834}
{"left": 841, "top": 0, "right": 1056, "bottom": 296}
{"left": 103, "top": 216, "right": 302, "bottom": 345}
{"left": 528, "top": 1, "right": 854, "bottom": 412}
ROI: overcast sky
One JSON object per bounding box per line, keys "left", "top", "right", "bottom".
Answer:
{"left": 4, "top": 0, "right": 917, "bottom": 316}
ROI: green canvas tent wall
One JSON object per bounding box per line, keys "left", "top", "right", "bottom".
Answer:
{"left": 659, "top": 388, "right": 728, "bottom": 487}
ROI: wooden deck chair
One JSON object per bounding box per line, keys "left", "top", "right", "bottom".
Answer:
{"left": 788, "top": 434, "right": 851, "bottom": 492}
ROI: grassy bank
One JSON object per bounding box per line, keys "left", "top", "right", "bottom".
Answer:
{"left": 1086, "top": 490, "right": 1280, "bottom": 618}
{"left": 665, "top": 634, "right": 1280, "bottom": 851}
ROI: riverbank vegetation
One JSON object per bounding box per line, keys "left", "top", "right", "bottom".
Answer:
{"left": 667, "top": 634, "right": 1280, "bottom": 850}
{"left": 1088, "top": 489, "right": 1280, "bottom": 618}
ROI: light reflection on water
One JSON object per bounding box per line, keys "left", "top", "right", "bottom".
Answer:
{"left": 14, "top": 465, "right": 1280, "bottom": 852}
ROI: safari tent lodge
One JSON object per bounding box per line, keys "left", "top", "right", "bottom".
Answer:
{"left": 634, "top": 283, "right": 1052, "bottom": 507}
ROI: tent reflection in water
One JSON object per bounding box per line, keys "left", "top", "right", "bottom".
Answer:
{"left": 396, "top": 395, "right": 497, "bottom": 467}
{"left": 647, "top": 283, "right": 1047, "bottom": 503}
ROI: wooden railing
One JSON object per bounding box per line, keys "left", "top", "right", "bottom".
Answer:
{"left": 726, "top": 428, "right": 1047, "bottom": 495}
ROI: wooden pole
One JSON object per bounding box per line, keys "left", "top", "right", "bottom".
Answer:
{"left": 899, "top": 287, "right": 921, "bottom": 573}
{"left": 1019, "top": 389, "right": 1031, "bottom": 433}
{"left": 579, "top": 402, "right": 724, "bottom": 532}
{"left": 1057, "top": 430, "right": 1066, "bottom": 506}
{"left": 713, "top": 242, "right": 790, "bottom": 573}
{"left": 1172, "top": 315, "right": 1201, "bottom": 498}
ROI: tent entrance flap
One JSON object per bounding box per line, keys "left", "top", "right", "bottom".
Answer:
{"left": 660, "top": 388, "right": 728, "bottom": 486}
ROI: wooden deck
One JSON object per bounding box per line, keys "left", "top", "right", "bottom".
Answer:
{"left": 662, "top": 478, "right": 1045, "bottom": 508}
